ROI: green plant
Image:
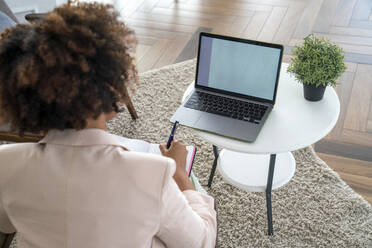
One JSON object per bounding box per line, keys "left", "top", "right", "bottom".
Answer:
{"left": 287, "top": 35, "right": 346, "bottom": 87}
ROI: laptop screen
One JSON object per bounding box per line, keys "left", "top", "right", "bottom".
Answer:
{"left": 196, "top": 33, "right": 283, "bottom": 103}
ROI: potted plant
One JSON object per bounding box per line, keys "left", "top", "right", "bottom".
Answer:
{"left": 287, "top": 35, "right": 346, "bottom": 101}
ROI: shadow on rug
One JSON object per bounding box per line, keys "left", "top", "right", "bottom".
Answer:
{"left": 107, "top": 60, "right": 372, "bottom": 247}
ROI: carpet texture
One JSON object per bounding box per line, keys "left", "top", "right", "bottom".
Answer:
{"left": 4, "top": 59, "right": 372, "bottom": 247}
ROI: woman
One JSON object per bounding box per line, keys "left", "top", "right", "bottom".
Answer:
{"left": 0, "top": 2, "right": 216, "bottom": 247}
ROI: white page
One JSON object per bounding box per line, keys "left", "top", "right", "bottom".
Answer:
{"left": 185, "top": 146, "right": 196, "bottom": 174}
{"left": 114, "top": 134, "right": 195, "bottom": 174}
{"left": 148, "top": 144, "right": 161, "bottom": 154}
{"left": 115, "top": 135, "right": 150, "bottom": 153}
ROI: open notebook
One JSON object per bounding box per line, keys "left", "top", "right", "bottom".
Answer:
{"left": 114, "top": 135, "right": 196, "bottom": 177}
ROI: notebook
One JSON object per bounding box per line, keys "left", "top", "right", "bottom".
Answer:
{"left": 114, "top": 134, "right": 196, "bottom": 176}
{"left": 170, "top": 32, "right": 283, "bottom": 142}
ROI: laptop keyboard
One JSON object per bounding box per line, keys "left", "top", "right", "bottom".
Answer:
{"left": 184, "top": 91, "right": 268, "bottom": 124}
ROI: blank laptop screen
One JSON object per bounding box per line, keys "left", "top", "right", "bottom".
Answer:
{"left": 196, "top": 35, "right": 282, "bottom": 101}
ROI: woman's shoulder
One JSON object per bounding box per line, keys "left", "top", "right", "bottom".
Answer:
{"left": 0, "top": 142, "right": 41, "bottom": 158}
{"left": 0, "top": 143, "right": 41, "bottom": 187}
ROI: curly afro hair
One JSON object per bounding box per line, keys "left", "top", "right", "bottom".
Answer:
{"left": 0, "top": 2, "right": 137, "bottom": 136}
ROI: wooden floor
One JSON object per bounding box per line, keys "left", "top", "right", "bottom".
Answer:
{"left": 109, "top": 0, "right": 372, "bottom": 204}
{"left": 16, "top": 0, "right": 372, "bottom": 204}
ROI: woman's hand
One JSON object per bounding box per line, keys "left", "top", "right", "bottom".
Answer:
{"left": 159, "top": 140, "right": 187, "bottom": 173}
{"left": 159, "top": 141, "right": 195, "bottom": 191}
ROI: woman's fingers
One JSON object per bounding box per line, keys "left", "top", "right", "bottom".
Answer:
{"left": 159, "top": 144, "right": 167, "bottom": 154}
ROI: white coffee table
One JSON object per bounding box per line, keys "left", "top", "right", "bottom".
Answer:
{"left": 181, "top": 63, "right": 340, "bottom": 235}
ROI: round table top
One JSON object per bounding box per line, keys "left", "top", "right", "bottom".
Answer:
{"left": 182, "top": 63, "right": 340, "bottom": 154}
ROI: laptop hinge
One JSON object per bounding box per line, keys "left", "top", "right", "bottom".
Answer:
{"left": 194, "top": 88, "right": 273, "bottom": 107}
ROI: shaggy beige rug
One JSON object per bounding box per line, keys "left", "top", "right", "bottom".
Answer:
{"left": 5, "top": 59, "right": 372, "bottom": 247}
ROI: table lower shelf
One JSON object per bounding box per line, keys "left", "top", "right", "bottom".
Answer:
{"left": 217, "top": 150, "right": 296, "bottom": 192}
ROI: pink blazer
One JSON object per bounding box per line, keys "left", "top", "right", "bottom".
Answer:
{"left": 0, "top": 129, "right": 216, "bottom": 247}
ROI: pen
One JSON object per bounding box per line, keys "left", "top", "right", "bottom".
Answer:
{"left": 167, "top": 121, "right": 179, "bottom": 149}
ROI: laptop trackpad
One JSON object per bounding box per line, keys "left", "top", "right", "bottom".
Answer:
{"left": 196, "top": 114, "right": 238, "bottom": 134}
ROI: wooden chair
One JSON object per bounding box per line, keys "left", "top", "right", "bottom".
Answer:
{"left": 0, "top": 233, "right": 14, "bottom": 248}
{"left": 0, "top": 124, "right": 44, "bottom": 142}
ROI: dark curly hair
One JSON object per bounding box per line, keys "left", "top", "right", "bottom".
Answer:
{"left": 0, "top": 2, "right": 137, "bottom": 135}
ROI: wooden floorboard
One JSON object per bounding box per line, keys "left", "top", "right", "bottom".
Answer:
{"left": 137, "top": 38, "right": 171, "bottom": 72}
{"left": 367, "top": 120, "right": 372, "bottom": 132}
{"left": 329, "top": 26, "right": 372, "bottom": 38}
{"left": 317, "top": 153, "right": 372, "bottom": 177}
{"left": 343, "top": 52, "right": 372, "bottom": 65}
{"left": 312, "top": 0, "right": 340, "bottom": 33}
{"left": 317, "top": 152, "right": 372, "bottom": 205}
{"left": 126, "top": 19, "right": 197, "bottom": 35}
{"left": 350, "top": 20, "right": 372, "bottom": 29}
{"left": 131, "top": 11, "right": 226, "bottom": 27}
{"left": 216, "top": 16, "right": 253, "bottom": 37}
{"left": 328, "top": 72, "right": 355, "bottom": 140}
{"left": 131, "top": 26, "right": 185, "bottom": 39}
{"left": 150, "top": 7, "right": 236, "bottom": 22}
{"left": 186, "top": 0, "right": 274, "bottom": 12}
{"left": 351, "top": 0, "right": 372, "bottom": 21}
{"left": 258, "top": 6, "right": 287, "bottom": 42}
{"left": 338, "top": 172, "right": 372, "bottom": 205}
{"left": 154, "top": 33, "right": 192, "bottom": 68}
{"left": 343, "top": 64, "right": 372, "bottom": 132}
{"left": 136, "top": 44, "right": 152, "bottom": 62}
{"left": 332, "top": 0, "right": 357, "bottom": 26}
{"left": 344, "top": 62, "right": 357, "bottom": 72}
{"left": 315, "top": 140, "right": 372, "bottom": 162}
{"left": 340, "top": 129, "right": 372, "bottom": 147}
{"left": 313, "top": 33, "right": 372, "bottom": 47}
{"left": 174, "top": 27, "right": 212, "bottom": 63}
{"left": 292, "top": 0, "right": 324, "bottom": 39}
{"left": 137, "top": 0, "right": 159, "bottom": 12}
{"left": 242, "top": 11, "right": 271, "bottom": 40}
{"left": 114, "top": 0, "right": 372, "bottom": 204}
{"left": 117, "top": 0, "right": 145, "bottom": 17}
{"left": 273, "top": 3, "right": 306, "bottom": 44}
{"left": 170, "top": 3, "right": 258, "bottom": 17}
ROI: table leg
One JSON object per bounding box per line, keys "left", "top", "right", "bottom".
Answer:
{"left": 207, "top": 145, "right": 219, "bottom": 188}
{"left": 266, "top": 154, "right": 276, "bottom": 236}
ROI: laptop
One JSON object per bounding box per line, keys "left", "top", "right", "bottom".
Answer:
{"left": 170, "top": 32, "right": 283, "bottom": 142}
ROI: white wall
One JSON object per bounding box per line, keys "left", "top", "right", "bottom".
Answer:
{"left": 5, "top": 0, "right": 56, "bottom": 13}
